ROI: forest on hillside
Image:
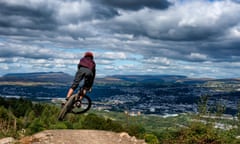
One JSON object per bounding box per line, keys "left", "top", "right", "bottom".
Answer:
{"left": 1, "top": 97, "right": 240, "bottom": 144}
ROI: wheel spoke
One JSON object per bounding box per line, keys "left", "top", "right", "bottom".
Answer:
{"left": 72, "top": 95, "right": 91, "bottom": 114}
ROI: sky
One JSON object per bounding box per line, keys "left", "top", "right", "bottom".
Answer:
{"left": 0, "top": 0, "right": 240, "bottom": 78}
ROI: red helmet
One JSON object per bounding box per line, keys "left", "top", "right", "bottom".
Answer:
{"left": 84, "top": 51, "right": 94, "bottom": 58}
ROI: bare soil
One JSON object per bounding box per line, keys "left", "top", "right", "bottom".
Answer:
{"left": 18, "top": 130, "right": 146, "bottom": 144}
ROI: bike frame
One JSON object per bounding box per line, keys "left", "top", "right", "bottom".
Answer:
{"left": 58, "top": 88, "right": 92, "bottom": 121}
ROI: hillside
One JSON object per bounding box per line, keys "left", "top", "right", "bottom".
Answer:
{"left": 1, "top": 98, "right": 240, "bottom": 144}
{"left": 0, "top": 72, "right": 192, "bottom": 86}
{"left": 0, "top": 72, "right": 73, "bottom": 84}
{"left": 1, "top": 72, "right": 240, "bottom": 114}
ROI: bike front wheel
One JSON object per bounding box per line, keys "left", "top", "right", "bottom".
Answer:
{"left": 71, "top": 95, "right": 92, "bottom": 114}
{"left": 58, "top": 95, "right": 75, "bottom": 121}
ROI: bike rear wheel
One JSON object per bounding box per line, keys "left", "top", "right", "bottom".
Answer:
{"left": 58, "top": 95, "right": 75, "bottom": 121}
{"left": 71, "top": 95, "right": 92, "bottom": 114}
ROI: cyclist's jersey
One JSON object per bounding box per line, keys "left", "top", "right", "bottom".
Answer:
{"left": 78, "top": 57, "right": 96, "bottom": 71}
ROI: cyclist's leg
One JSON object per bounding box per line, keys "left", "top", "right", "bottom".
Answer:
{"left": 70, "top": 68, "right": 85, "bottom": 95}
{"left": 63, "top": 69, "right": 84, "bottom": 105}
{"left": 83, "top": 74, "right": 93, "bottom": 91}
{"left": 79, "top": 68, "right": 93, "bottom": 99}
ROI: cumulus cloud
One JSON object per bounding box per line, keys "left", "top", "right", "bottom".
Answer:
{"left": 95, "top": 0, "right": 172, "bottom": 10}
{"left": 109, "top": 0, "right": 240, "bottom": 41}
{"left": 0, "top": 0, "right": 56, "bottom": 30}
{"left": 0, "top": 43, "right": 59, "bottom": 59}
{"left": 0, "top": 0, "right": 240, "bottom": 78}
{"left": 97, "top": 52, "right": 127, "bottom": 60}
{"left": 188, "top": 53, "right": 208, "bottom": 61}
{"left": 143, "top": 57, "right": 171, "bottom": 65}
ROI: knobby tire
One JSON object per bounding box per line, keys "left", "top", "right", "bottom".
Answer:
{"left": 72, "top": 95, "right": 92, "bottom": 114}
{"left": 58, "top": 95, "right": 75, "bottom": 121}
{"left": 58, "top": 94, "right": 92, "bottom": 120}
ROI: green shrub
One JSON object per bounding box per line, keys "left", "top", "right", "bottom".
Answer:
{"left": 50, "top": 122, "right": 68, "bottom": 129}
{"left": 104, "top": 118, "right": 124, "bottom": 132}
{"left": 172, "top": 122, "right": 222, "bottom": 144}
{"left": 126, "top": 124, "right": 145, "bottom": 138}
{"left": 144, "top": 133, "right": 159, "bottom": 144}
{"left": 27, "top": 118, "right": 45, "bottom": 135}
{"left": 82, "top": 113, "right": 105, "bottom": 130}
{"left": 82, "top": 113, "right": 124, "bottom": 132}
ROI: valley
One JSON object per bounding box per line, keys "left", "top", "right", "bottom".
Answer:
{"left": 0, "top": 72, "right": 240, "bottom": 116}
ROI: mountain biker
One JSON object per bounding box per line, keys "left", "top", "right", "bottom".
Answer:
{"left": 64, "top": 51, "right": 96, "bottom": 104}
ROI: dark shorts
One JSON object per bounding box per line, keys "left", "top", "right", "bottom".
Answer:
{"left": 71, "top": 67, "right": 94, "bottom": 90}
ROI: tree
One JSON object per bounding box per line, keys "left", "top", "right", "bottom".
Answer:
{"left": 215, "top": 100, "right": 226, "bottom": 117}
{"left": 0, "top": 106, "right": 17, "bottom": 138}
{"left": 198, "top": 95, "right": 209, "bottom": 116}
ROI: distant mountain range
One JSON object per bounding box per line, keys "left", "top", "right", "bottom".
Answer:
{"left": 0, "top": 72, "right": 239, "bottom": 85}
{"left": 0, "top": 72, "right": 73, "bottom": 84}
{"left": 96, "top": 75, "right": 189, "bottom": 84}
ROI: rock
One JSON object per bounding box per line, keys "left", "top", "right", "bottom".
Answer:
{"left": 119, "top": 132, "right": 131, "bottom": 138}
{"left": 19, "top": 132, "right": 53, "bottom": 144}
{"left": 33, "top": 132, "right": 53, "bottom": 140}
{"left": 0, "top": 137, "right": 15, "bottom": 144}
{"left": 18, "top": 130, "right": 146, "bottom": 144}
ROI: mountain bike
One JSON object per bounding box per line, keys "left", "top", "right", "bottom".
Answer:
{"left": 58, "top": 88, "right": 92, "bottom": 121}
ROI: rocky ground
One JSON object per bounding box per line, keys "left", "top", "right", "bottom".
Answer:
{"left": 0, "top": 130, "right": 146, "bottom": 144}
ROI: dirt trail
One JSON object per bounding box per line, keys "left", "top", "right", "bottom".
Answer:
{"left": 18, "top": 130, "right": 146, "bottom": 144}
